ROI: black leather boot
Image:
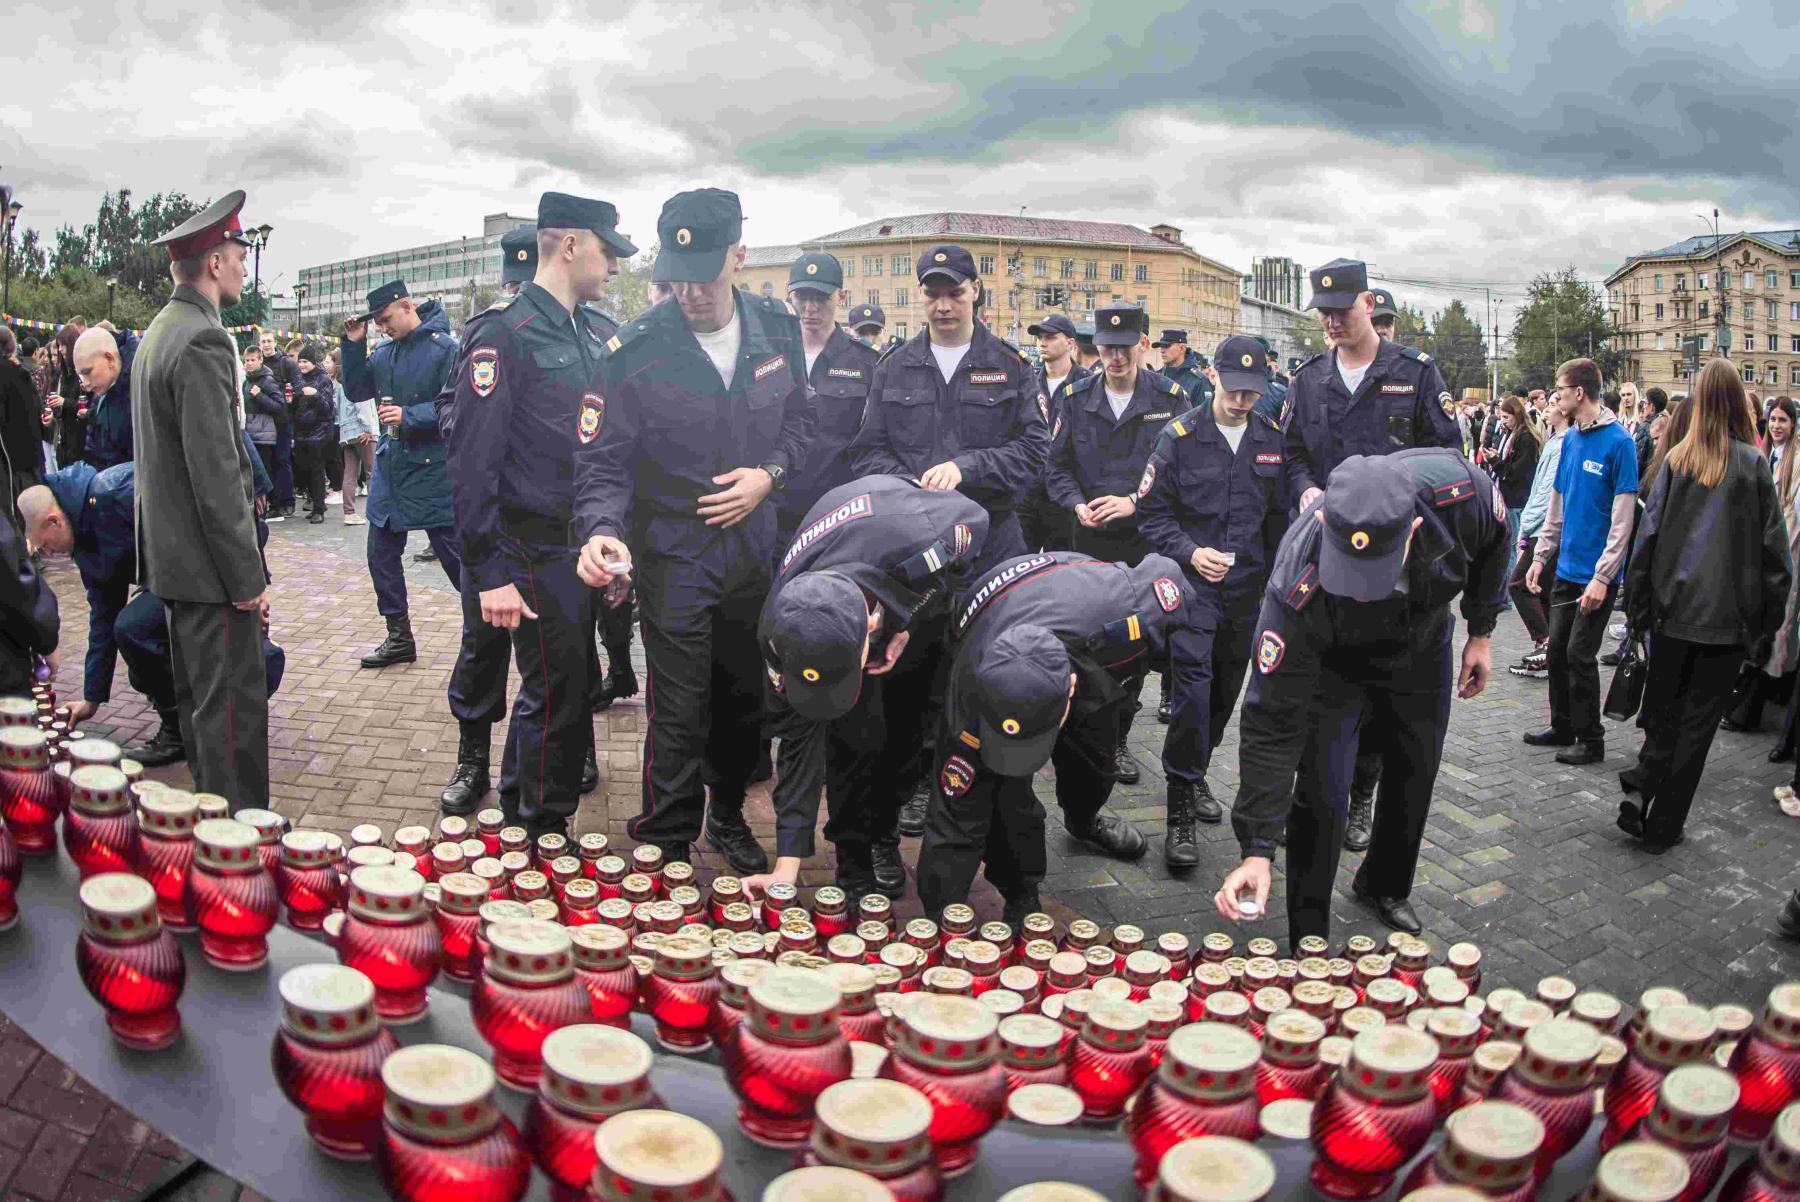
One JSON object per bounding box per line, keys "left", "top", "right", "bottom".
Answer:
{"left": 1157, "top": 674, "right": 1172, "bottom": 724}
{"left": 580, "top": 743, "right": 599, "bottom": 793}
{"left": 439, "top": 723, "right": 490, "bottom": 816}
{"left": 1115, "top": 734, "right": 1140, "bottom": 784}
{"left": 127, "top": 708, "right": 187, "bottom": 768}
{"left": 360, "top": 614, "right": 416, "bottom": 668}
{"left": 897, "top": 779, "right": 930, "bottom": 837}
{"left": 705, "top": 794, "right": 769, "bottom": 875}
{"left": 1164, "top": 782, "right": 1198, "bottom": 868}
{"left": 591, "top": 649, "right": 639, "bottom": 712}
{"left": 870, "top": 834, "right": 906, "bottom": 898}
{"left": 1344, "top": 786, "right": 1375, "bottom": 852}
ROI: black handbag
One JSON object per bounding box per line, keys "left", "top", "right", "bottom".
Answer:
{"left": 1603, "top": 630, "right": 1649, "bottom": 722}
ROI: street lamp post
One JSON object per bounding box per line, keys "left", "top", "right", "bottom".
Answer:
{"left": 293, "top": 281, "right": 308, "bottom": 330}
{"left": 1, "top": 192, "right": 21, "bottom": 314}
{"left": 106, "top": 279, "right": 117, "bottom": 323}
{"left": 247, "top": 223, "right": 274, "bottom": 296}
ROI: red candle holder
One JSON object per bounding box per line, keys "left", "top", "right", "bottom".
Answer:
{"left": 337, "top": 864, "right": 441, "bottom": 1024}
{"left": 474, "top": 810, "right": 504, "bottom": 857}
{"left": 1492, "top": 1015, "right": 1600, "bottom": 1178}
{"left": 0, "top": 815, "right": 18, "bottom": 929}
{"left": 185, "top": 818, "right": 278, "bottom": 972}
{"left": 1537, "top": 974, "right": 1577, "bottom": 1014}
{"left": 235, "top": 808, "right": 286, "bottom": 876}
{"left": 878, "top": 993, "right": 1006, "bottom": 1178}
{"left": 276, "top": 830, "right": 344, "bottom": 933}
{"left": 999, "top": 1013, "right": 1068, "bottom": 1093}
{"left": 0, "top": 696, "right": 34, "bottom": 727}
{"left": 1257, "top": 1009, "right": 1329, "bottom": 1104}
{"left": 1067, "top": 998, "right": 1152, "bottom": 1123}
{"left": 432, "top": 842, "right": 468, "bottom": 882}
{"left": 472, "top": 919, "right": 591, "bottom": 1091}
{"left": 1588, "top": 1143, "right": 1694, "bottom": 1202}
{"left": 190, "top": 793, "right": 228, "bottom": 822}
{"left": 59, "top": 736, "right": 120, "bottom": 803}
{"left": 591, "top": 1110, "right": 728, "bottom": 1202}
{"left": 569, "top": 925, "right": 639, "bottom": 1030}
{"left": 1399, "top": 1099, "right": 1544, "bottom": 1202}
{"left": 1462, "top": 1040, "right": 1523, "bottom": 1111}
{"left": 1007, "top": 1082, "right": 1083, "bottom": 1131}
{"left": 1125, "top": 1021, "right": 1261, "bottom": 1186}
{"left": 1446, "top": 941, "right": 1482, "bottom": 993}
{"left": 805, "top": 1078, "right": 942, "bottom": 1201}
{"left": 722, "top": 965, "right": 853, "bottom": 1147}
{"left": 75, "top": 873, "right": 185, "bottom": 1049}
{"left": 271, "top": 964, "right": 399, "bottom": 1159}
{"left": 643, "top": 932, "right": 719, "bottom": 1053}
{"left": 1423, "top": 1007, "right": 1485, "bottom": 1120}
{"left": 524, "top": 1025, "right": 658, "bottom": 1202}
{"left": 393, "top": 825, "right": 431, "bottom": 874}
{"left": 433, "top": 871, "right": 490, "bottom": 981}
{"left": 1151, "top": 1135, "right": 1276, "bottom": 1202}
{"left": 1731, "top": 984, "right": 1800, "bottom": 1143}
{"left": 713, "top": 958, "right": 771, "bottom": 1051}
{"left": 60, "top": 764, "right": 139, "bottom": 880}
{"left": 807, "top": 886, "right": 848, "bottom": 938}
{"left": 1604, "top": 1003, "right": 1717, "bottom": 1151}
{"left": 0, "top": 726, "right": 60, "bottom": 855}
{"left": 626, "top": 842, "right": 660, "bottom": 888}
{"left": 1309, "top": 1026, "right": 1441, "bottom": 1200}
{"left": 1640, "top": 1064, "right": 1740, "bottom": 1202}
{"left": 1717, "top": 1102, "right": 1800, "bottom": 1202}
{"left": 376, "top": 1044, "right": 531, "bottom": 1202}
{"left": 823, "top": 962, "right": 884, "bottom": 1045}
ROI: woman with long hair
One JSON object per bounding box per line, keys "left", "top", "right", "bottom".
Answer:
{"left": 1766, "top": 396, "right": 1797, "bottom": 476}
{"left": 1725, "top": 397, "right": 1800, "bottom": 737}
{"left": 1619, "top": 359, "right": 1791, "bottom": 849}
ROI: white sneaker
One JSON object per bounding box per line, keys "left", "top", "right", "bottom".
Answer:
{"left": 344, "top": 514, "right": 368, "bottom": 526}
{"left": 357, "top": 484, "right": 368, "bottom": 497}
{"left": 325, "top": 490, "right": 343, "bottom": 504}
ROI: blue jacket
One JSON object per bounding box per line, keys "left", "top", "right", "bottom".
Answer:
{"left": 83, "top": 329, "right": 138, "bottom": 469}
{"left": 1519, "top": 429, "right": 1563, "bottom": 540}
{"left": 341, "top": 300, "right": 458, "bottom": 530}
{"left": 45, "top": 461, "right": 137, "bottom": 704}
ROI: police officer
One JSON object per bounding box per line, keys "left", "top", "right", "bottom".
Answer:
{"left": 778, "top": 252, "right": 878, "bottom": 544}
{"left": 1046, "top": 302, "right": 1187, "bottom": 784}
{"left": 1017, "top": 313, "right": 1089, "bottom": 555}
{"left": 849, "top": 243, "right": 1048, "bottom": 562}
{"left": 1154, "top": 329, "right": 1213, "bottom": 405}
{"left": 921, "top": 552, "right": 1191, "bottom": 921}
{"left": 746, "top": 475, "right": 990, "bottom": 904}
{"left": 574, "top": 188, "right": 813, "bottom": 871}
{"left": 1370, "top": 288, "right": 1399, "bottom": 340}
{"left": 1213, "top": 451, "right": 1508, "bottom": 945}
{"left": 447, "top": 193, "right": 637, "bottom": 839}
{"left": 1138, "top": 334, "right": 1297, "bottom": 868}
{"left": 1254, "top": 337, "right": 1287, "bottom": 427}
{"left": 1072, "top": 321, "right": 1101, "bottom": 373}
{"left": 848, "top": 302, "right": 886, "bottom": 349}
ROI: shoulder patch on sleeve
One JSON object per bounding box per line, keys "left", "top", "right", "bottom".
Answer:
{"left": 468, "top": 347, "right": 499, "bottom": 397}
{"left": 1256, "top": 630, "right": 1287, "bottom": 674}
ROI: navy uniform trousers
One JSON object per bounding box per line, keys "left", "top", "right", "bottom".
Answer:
{"left": 368, "top": 519, "right": 463, "bottom": 616}
{"left": 1161, "top": 582, "right": 1257, "bottom": 785}
{"left": 1284, "top": 608, "right": 1453, "bottom": 947}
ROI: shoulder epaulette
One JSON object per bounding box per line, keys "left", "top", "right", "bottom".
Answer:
{"left": 1165, "top": 377, "right": 1182, "bottom": 396}
{"left": 480, "top": 296, "right": 514, "bottom": 314}
{"left": 604, "top": 316, "right": 657, "bottom": 356}
{"left": 1398, "top": 344, "right": 1431, "bottom": 363}
{"left": 994, "top": 336, "right": 1029, "bottom": 363}
{"left": 1299, "top": 351, "right": 1327, "bottom": 371}
{"left": 1257, "top": 411, "right": 1281, "bottom": 433}
{"left": 1068, "top": 370, "right": 1102, "bottom": 392}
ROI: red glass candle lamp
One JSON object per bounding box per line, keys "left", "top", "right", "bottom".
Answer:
{"left": 823, "top": 962, "right": 883, "bottom": 1045}
{"left": 60, "top": 764, "right": 140, "bottom": 880}
{"left": 881, "top": 942, "right": 925, "bottom": 993}
{"left": 1585, "top": 1143, "right": 1693, "bottom": 1202}
{"left": 1399, "top": 1100, "right": 1544, "bottom": 1202}
{"left": 393, "top": 825, "right": 431, "bottom": 874}
{"left": 1490, "top": 1015, "right": 1599, "bottom": 1178}
{"left": 877, "top": 993, "right": 1005, "bottom": 1178}
{"left": 0, "top": 726, "right": 60, "bottom": 855}
{"left": 1067, "top": 997, "right": 1151, "bottom": 1123}
{"left": 805, "top": 1079, "right": 941, "bottom": 1202}
{"left": 337, "top": 864, "right": 441, "bottom": 1023}
{"left": 472, "top": 810, "right": 501, "bottom": 857}
{"left": 1495, "top": 998, "right": 1555, "bottom": 1047}
{"left": 1248, "top": 986, "right": 1293, "bottom": 1039}
{"left": 1628, "top": 987, "right": 1692, "bottom": 1050}
{"left": 432, "top": 871, "right": 489, "bottom": 981}
{"left": 801, "top": 885, "right": 846, "bottom": 938}
{"left": 1204, "top": 989, "right": 1252, "bottom": 1031}
{"left": 1731, "top": 984, "right": 1800, "bottom": 1143}
{"left": 591, "top": 1110, "right": 727, "bottom": 1202}
{"left": 376, "top": 1044, "right": 530, "bottom": 1202}
{"left": 0, "top": 696, "right": 34, "bottom": 727}
{"left": 1718, "top": 1102, "right": 1800, "bottom": 1202}
{"left": 469, "top": 857, "right": 507, "bottom": 901}
{"left": 472, "top": 919, "right": 590, "bottom": 1090}
{"left": 561, "top": 924, "right": 636, "bottom": 1031}
{"left": 524, "top": 1025, "right": 657, "bottom": 1202}
{"left": 1142, "top": 993, "right": 1184, "bottom": 1068}
{"left": 998, "top": 1013, "right": 1068, "bottom": 1093}
{"left": 1310, "top": 1026, "right": 1441, "bottom": 1200}
{"left": 1149, "top": 1135, "right": 1276, "bottom": 1202}
{"left": 999, "top": 966, "right": 1041, "bottom": 1011}
{"left": 1638, "top": 1064, "right": 1740, "bottom": 1202}
{"left": 1462, "top": 1040, "right": 1522, "bottom": 1111}
{"left": 1256, "top": 1009, "right": 1329, "bottom": 1104}
{"left": 271, "top": 963, "right": 398, "bottom": 1159}
{"left": 277, "top": 829, "right": 345, "bottom": 932}
{"left": 235, "top": 808, "right": 286, "bottom": 876}
{"left": 923, "top": 966, "right": 973, "bottom": 998}
{"left": 722, "top": 965, "right": 853, "bottom": 1147}
{"left": 1603, "top": 1003, "right": 1717, "bottom": 1151}
{"left": 713, "top": 957, "right": 771, "bottom": 1050}
{"left": 0, "top": 815, "right": 18, "bottom": 930}
{"left": 1423, "top": 1007, "right": 1486, "bottom": 1120}
{"left": 1119, "top": 950, "right": 1166, "bottom": 1003}
{"left": 828, "top": 933, "right": 868, "bottom": 965}
{"left": 1125, "top": 1021, "right": 1261, "bottom": 1187}
{"left": 74, "top": 873, "right": 185, "bottom": 1050}
{"left": 185, "top": 817, "right": 278, "bottom": 971}
{"left": 642, "top": 932, "right": 718, "bottom": 1052}
{"left": 1043, "top": 950, "right": 1088, "bottom": 1000}
{"left": 58, "top": 737, "right": 120, "bottom": 807}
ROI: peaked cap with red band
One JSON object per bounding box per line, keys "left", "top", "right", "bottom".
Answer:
{"left": 150, "top": 189, "right": 252, "bottom": 261}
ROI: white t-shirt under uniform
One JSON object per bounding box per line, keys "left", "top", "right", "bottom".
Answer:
{"left": 694, "top": 318, "right": 743, "bottom": 390}
{"left": 931, "top": 341, "right": 971, "bottom": 384}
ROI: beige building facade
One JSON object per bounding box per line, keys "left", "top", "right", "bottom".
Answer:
{"left": 1606, "top": 228, "right": 1800, "bottom": 396}
{"left": 739, "top": 212, "right": 1241, "bottom": 349}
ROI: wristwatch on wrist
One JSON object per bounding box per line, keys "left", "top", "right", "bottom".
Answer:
{"left": 758, "top": 462, "right": 786, "bottom": 492}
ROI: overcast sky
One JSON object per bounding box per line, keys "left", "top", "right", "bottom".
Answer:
{"left": 4, "top": 0, "right": 1792, "bottom": 333}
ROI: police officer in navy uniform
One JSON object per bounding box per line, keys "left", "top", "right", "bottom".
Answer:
{"left": 745, "top": 475, "right": 991, "bottom": 904}
{"left": 1017, "top": 313, "right": 1089, "bottom": 555}
{"left": 1154, "top": 329, "right": 1212, "bottom": 406}
{"left": 1370, "top": 289, "right": 1399, "bottom": 340}
{"left": 1253, "top": 337, "right": 1287, "bottom": 427}
{"left": 446, "top": 193, "right": 637, "bottom": 839}
{"left": 920, "top": 552, "right": 1192, "bottom": 921}
{"left": 574, "top": 188, "right": 813, "bottom": 871}
{"left": 1138, "top": 334, "right": 1298, "bottom": 868}
{"left": 1213, "top": 451, "right": 1508, "bottom": 946}
{"left": 849, "top": 244, "right": 1048, "bottom": 563}
{"left": 778, "top": 252, "right": 878, "bottom": 545}
{"left": 848, "top": 303, "right": 885, "bottom": 349}
{"left": 1046, "top": 301, "right": 1187, "bottom": 785}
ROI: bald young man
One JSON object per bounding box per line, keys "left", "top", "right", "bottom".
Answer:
{"left": 70, "top": 326, "right": 137, "bottom": 470}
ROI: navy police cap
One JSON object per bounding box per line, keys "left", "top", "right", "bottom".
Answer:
{"left": 1306, "top": 258, "right": 1369, "bottom": 310}
{"left": 788, "top": 252, "right": 844, "bottom": 295}
{"left": 1318, "top": 455, "right": 1418, "bottom": 602}
{"left": 500, "top": 225, "right": 537, "bottom": 286}
{"left": 765, "top": 572, "right": 869, "bottom": 722}
{"left": 1212, "top": 334, "right": 1269, "bottom": 396}
{"left": 969, "top": 626, "right": 1072, "bottom": 777}
{"left": 1370, "top": 289, "right": 1398, "bottom": 320}
{"left": 537, "top": 191, "right": 636, "bottom": 258}
{"left": 357, "top": 279, "right": 410, "bottom": 321}
{"left": 916, "top": 244, "right": 978, "bottom": 285}
{"left": 1152, "top": 328, "right": 1188, "bottom": 348}
{"left": 1093, "top": 302, "right": 1147, "bottom": 348}
{"left": 849, "top": 302, "right": 885, "bottom": 331}
{"left": 653, "top": 188, "right": 743, "bottom": 284}
{"left": 1027, "top": 313, "right": 1077, "bottom": 339}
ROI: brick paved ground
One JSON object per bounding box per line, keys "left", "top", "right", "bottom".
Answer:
{"left": 13, "top": 516, "right": 1800, "bottom": 1199}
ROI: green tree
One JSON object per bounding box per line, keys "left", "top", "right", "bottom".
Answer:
{"left": 1391, "top": 302, "right": 1431, "bottom": 350}
{"left": 604, "top": 245, "right": 658, "bottom": 320}
{"left": 9, "top": 227, "right": 47, "bottom": 279}
{"left": 221, "top": 281, "right": 269, "bottom": 331}
{"left": 1287, "top": 315, "right": 1325, "bottom": 358}
{"left": 1426, "top": 299, "right": 1489, "bottom": 398}
{"left": 1509, "top": 267, "right": 1619, "bottom": 393}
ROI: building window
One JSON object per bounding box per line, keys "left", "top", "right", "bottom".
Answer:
{"left": 1675, "top": 272, "right": 1686, "bottom": 291}
{"left": 866, "top": 290, "right": 880, "bottom": 307}
{"left": 1769, "top": 300, "right": 1780, "bottom": 320}
{"left": 1110, "top": 262, "right": 1124, "bottom": 282}
{"left": 1653, "top": 274, "right": 1663, "bottom": 292}
{"left": 1769, "top": 270, "right": 1780, "bottom": 289}
{"left": 1698, "top": 272, "right": 1709, "bottom": 289}
{"left": 1792, "top": 365, "right": 1800, "bottom": 387}
{"left": 1697, "top": 334, "right": 1708, "bottom": 351}
{"left": 1672, "top": 361, "right": 1683, "bottom": 378}
{"left": 1654, "top": 303, "right": 1664, "bottom": 320}
{"left": 1134, "top": 264, "right": 1149, "bottom": 283}
{"left": 891, "top": 255, "right": 909, "bottom": 275}
{"left": 1791, "top": 271, "right": 1800, "bottom": 289}
{"left": 843, "top": 260, "right": 855, "bottom": 278}
{"left": 1083, "top": 261, "right": 1098, "bottom": 281}
{"left": 1631, "top": 304, "right": 1640, "bottom": 322}
{"left": 1654, "top": 333, "right": 1665, "bottom": 350}
{"left": 1032, "top": 257, "right": 1047, "bottom": 278}
{"left": 1059, "top": 260, "right": 1074, "bottom": 280}
{"left": 894, "top": 323, "right": 907, "bottom": 341}
{"left": 1744, "top": 363, "right": 1757, "bottom": 382}
{"left": 1744, "top": 271, "right": 1756, "bottom": 290}
{"left": 1699, "top": 300, "right": 1709, "bottom": 319}
{"left": 862, "top": 257, "right": 881, "bottom": 276}
{"left": 1791, "top": 336, "right": 1800, "bottom": 353}
{"left": 978, "top": 253, "right": 995, "bottom": 275}
{"left": 895, "top": 289, "right": 908, "bottom": 307}
{"left": 1136, "top": 294, "right": 1148, "bottom": 308}
{"left": 1791, "top": 302, "right": 1800, "bottom": 321}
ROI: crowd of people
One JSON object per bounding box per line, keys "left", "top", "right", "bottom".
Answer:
{"left": 2, "top": 183, "right": 1797, "bottom": 954}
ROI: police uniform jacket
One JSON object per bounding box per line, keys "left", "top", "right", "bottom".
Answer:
{"left": 1161, "top": 353, "right": 1212, "bottom": 407}
{"left": 573, "top": 290, "right": 813, "bottom": 562}
{"left": 1230, "top": 448, "right": 1510, "bottom": 857}
{"left": 780, "top": 326, "right": 878, "bottom": 528}
{"left": 1283, "top": 339, "right": 1461, "bottom": 495}
{"left": 340, "top": 299, "right": 458, "bottom": 532}
{"left": 1023, "top": 359, "right": 1092, "bottom": 510}
{"left": 945, "top": 552, "right": 1194, "bottom": 775}
{"left": 849, "top": 322, "right": 1048, "bottom": 527}
{"left": 446, "top": 283, "right": 616, "bottom": 591}
{"left": 1045, "top": 367, "right": 1186, "bottom": 529}
{"left": 1256, "top": 377, "right": 1288, "bottom": 427}
{"left": 130, "top": 284, "right": 263, "bottom": 605}
{"left": 82, "top": 328, "right": 137, "bottom": 470}
{"left": 44, "top": 460, "right": 136, "bottom": 705}
{"left": 1136, "top": 404, "right": 1297, "bottom": 599}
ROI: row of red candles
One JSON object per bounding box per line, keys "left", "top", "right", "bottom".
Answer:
{"left": 7, "top": 703, "right": 1800, "bottom": 1200}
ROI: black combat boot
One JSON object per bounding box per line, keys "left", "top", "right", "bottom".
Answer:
{"left": 1343, "top": 786, "right": 1375, "bottom": 852}
{"left": 1001, "top": 888, "right": 1042, "bottom": 930}
{"left": 580, "top": 743, "right": 599, "bottom": 793}
{"left": 870, "top": 833, "right": 906, "bottom": 898}
{"left": 1157, "top": 673, "right": 1172, "bottom": 723}
{"left": 360, "top": 614, "right": 416, "bottom": 668}
{"left": 127, "top": 708, "right": 187, "bottom": 768}
{"left": 705, "top": 794, "right": 769, "bottom": 875}
{"left": 1115, "top": 734, "right": 1141, "bottom": 784}
{"left": 1164, "top": 782, "right": 1199, "bottom": 868}
{"left": 439, "top": 722, "right": 490, "bottom": 816}
{"left": 897, "top": 779, "right": 930, "bottom": 837}
{"left": 591, "top": 649, "right": 639, "bottom": 712}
